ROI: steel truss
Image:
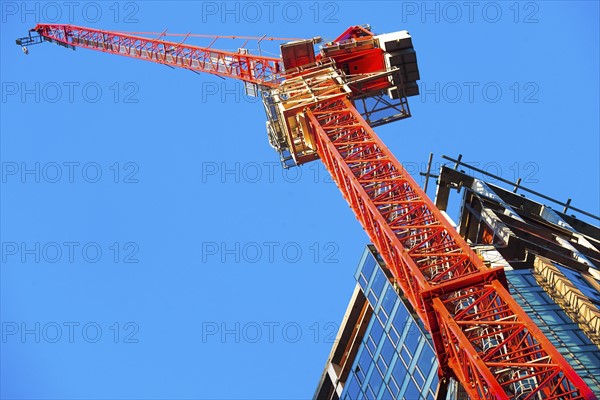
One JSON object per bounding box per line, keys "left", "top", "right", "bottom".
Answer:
{"left": 19, "top": 23, "right": 598, "bottom": 400}
{"left": 306, "top": 96, "right": 595, "bottom": 400}
{"left": 30, "top": 24, "right": 283, "bottom": 87}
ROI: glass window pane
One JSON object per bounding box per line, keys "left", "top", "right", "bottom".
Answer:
{"left": 361, "top": 256, "right": 376, "bottom": 283}
{"left": 370, "top": 318, "right": 384, "bottom": 346}
{"left": 389, "top": 375, "right": 401, "bottom": 398}
{"left": 368, "top": 290, "right": 377, "bottom": 307}
{"left": 377, "top": 311, "right": 389, "bottom": 331}
{"left": 403, "top": 322, "right": 420, "bottom": 354}
{"left": 357, "top": 349, "right": 372, "bottom": 382}
{"left": 381, "top": 337, "right": 395, "bottom": 365}
{"left": 366, "top": 335, "right": 378, "bottom": 357}
{"left": 388, "top": 325, "right": 400, "bottom": 346}
{"left": 368, "top": 368, "right": 383, "bottom": 396}
{"left": 418, "top": 344, "right": 435, "bottom": 377}
{"left": 382, "top": 285, "right": 397, "bottom": 316}
{"left": 402, "top": 379, "right": 419, "bottom": 400}
{"left": 377, "top": 355, "right": 387, "bottom": 374}
{"left": 371, "top": 270, "right": 386, "bottom": 299}
{"left": 400, "top": 345, "right": 411, "bottom": 366}
{"left": 365, "top": 385, "right": 377, "bottom": 400}
{"left": 539, "top": 310, "right": 569, "bottom": 325}
{"left": 381, "top": 387, "right": 394, "bottom": 400}
{"left": 393, "top": 311, "right": 409, "bottom": 342}
{"left": 358, "top": 274, "right": 368, "bottom": 290}
{"left": 412, "top": 368, "right": 425, "bottom": 390}
{"left": 344, "top": 374, "right": 360, "bottom": 400}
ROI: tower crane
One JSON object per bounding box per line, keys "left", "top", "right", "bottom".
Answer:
{"left": 16, "top": 24, "right": 596, "bottom": 400}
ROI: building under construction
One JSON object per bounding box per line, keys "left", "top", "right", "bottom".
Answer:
{"left": 314, "top": 163, "right": 600, "bottom": 399}
{"left": 16, "top": 22, "right": 600, "bottom": 399}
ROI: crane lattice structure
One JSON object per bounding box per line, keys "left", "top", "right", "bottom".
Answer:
{"left": 17, "top": 23, "right": 597, "bottom": 400}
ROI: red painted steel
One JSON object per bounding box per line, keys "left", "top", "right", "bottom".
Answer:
{"left": 31, "top": 24, "right": 283, "bottom": 87}
{"left": 24, "top": 23, "right": 598, "bottom": 399}
{"left": 305, "top": 96, "right": 596, "bottom": 399}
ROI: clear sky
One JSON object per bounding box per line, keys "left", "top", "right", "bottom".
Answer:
{"left": 1, "top": 1, "right": 599, "bottom": 399}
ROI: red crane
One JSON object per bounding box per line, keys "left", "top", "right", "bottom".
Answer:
{"left": 17, "top": 24, "right": 596, "bottom": 400}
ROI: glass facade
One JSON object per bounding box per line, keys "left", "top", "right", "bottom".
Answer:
{"left": 333, "top": 250, "right": 600, "bottom": 399}
{"left": 315, "top": 167, "right": 600, "bottom": 399}
{"left": 506, "top": 269, "right": 600, "bottom": 395}
{"left": 340, "top": 247, "right": 439, "bottom": 400}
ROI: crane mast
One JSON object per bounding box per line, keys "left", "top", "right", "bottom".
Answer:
{"left": 17, "top": 24, "right": 597, "bottom": 400}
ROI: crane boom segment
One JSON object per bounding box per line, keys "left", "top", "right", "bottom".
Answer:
{"left": 305, "top": 97, "right": 595, "bottom": 400}
{"left": 16, "top": 22, "right": 597, "bottom": 400}
{"left": 23, "top": 24, "right": 284, "bottom": 87}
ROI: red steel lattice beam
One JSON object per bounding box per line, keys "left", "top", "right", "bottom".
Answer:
{"left": 31, "top": 24, "right": 283, "bottom": 87}
{"left": 305, "top": 97, "right": 596, "bottom": 399}
{"left": 20, "top": 22, "right": 597, "bottom": 399}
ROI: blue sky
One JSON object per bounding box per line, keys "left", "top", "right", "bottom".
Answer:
{"left": 1, "top": 1, "right": 598, "bottom": 399}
